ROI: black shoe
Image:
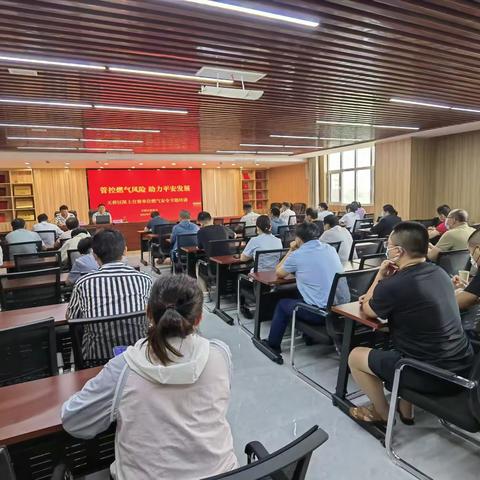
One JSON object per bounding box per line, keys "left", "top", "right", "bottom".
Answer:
{"left": 260, "top": 339, "right": 281, "bottom": 354}
{"left": 396, "top": 404, "right": 415, "bottom": 425}
{"left": 240, "top": 306, "right": 254, "bottom": 319}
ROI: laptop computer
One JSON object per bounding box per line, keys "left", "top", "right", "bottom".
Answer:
{"left": 95, "top": 214, "right": 111, "bottom": 225}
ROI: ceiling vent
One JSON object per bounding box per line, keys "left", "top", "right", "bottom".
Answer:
{"left": 196, "top": 67, "right": 265, "bottom": 83}
{"left": 199, "top": 85, "right": 264, "bottom": 100}
{"left": 8, "top": 68, "right": 38, "bottom": 76}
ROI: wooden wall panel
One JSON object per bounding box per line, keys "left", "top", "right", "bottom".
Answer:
{"left": 410, "top": 139, "right": 436, "bottom": 220}
{"left": 33, "top": 169, "right": 89, "bottom": 223}
{"left": 433, "top": 131, "right": 480, "bottom": 222}
{"left": 201, "top": 168, "right": 242, "bottom": 217}
{"left": 374, "top": 139, "right": 412, "bottom": 219}
{"left": 269, "top": 163, "right": 309, "bottom": 204}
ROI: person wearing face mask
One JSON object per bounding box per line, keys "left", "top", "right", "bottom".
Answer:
{"left": 348, "top": 221, "right": 473, "bottom": 426}
{"left": 454, "top": 229, "right": 480, "bottom": 311}
{"left": 428, "top": 209, "right": 475, "bottom": 262}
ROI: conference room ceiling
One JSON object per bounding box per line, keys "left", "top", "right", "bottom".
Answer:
{"left": 0, "top": 0, "right": 480, "bottom": 156}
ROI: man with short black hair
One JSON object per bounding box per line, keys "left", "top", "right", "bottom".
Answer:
{"left": 33, "top": 213, "right": 63, "bottom": 248}
{"left": 55, "top": 205, "right": 75, "bottom": 227}
{"left": 145, "top": 211, "right": 168, "bottom": 231}
{"left": 348, "top": 221, "right": 473, "bottom": 425}
{"left": 55, "top": 216, "right": 80, "bottom": 248}
{"left": 279, "top": 202, "right": 296, "bottom": 225}
{"left": 317, "top": 202, "right": 333, "bottom": 221}
{"left": 92, "top": 203, "right": 112, "bottom": 224}
{"left": 67, "top": 229, "right": 152, "bottom": 359}
{"left": 428, "top": 209, "right": 475, "bottom": 262}
{"left": 60, "top": 227, "right": 91, "bottom": 264}
{"left": 262, "top": 222, "right": 347, "bottom": 354}
{"left": 270, "top": 207, "right": 286, "bottom": 235}
{"left": 320, "top": 214, "right": 353, "bottom": 263}
{"left": 5, "top": 218, "right": 44, "bottom": 259}
{"left": 240, "top": 203, "right": 260, "bottom": 227}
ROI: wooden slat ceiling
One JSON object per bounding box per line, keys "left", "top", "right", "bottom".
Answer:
{"left": 0, "top": 0, "right": 480, "bottom": 155}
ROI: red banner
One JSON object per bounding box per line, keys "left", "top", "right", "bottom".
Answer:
{"left": 87, "top": 169, "right": 203, "bottom": 222}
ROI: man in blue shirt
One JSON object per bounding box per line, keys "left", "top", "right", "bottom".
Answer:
{"left": 263, "top": 222, "right": 346, "bottom": 353}
{"left": 171, "top": 210, "right": 199, "bottom": 253}
{"left": 270, "top": 207, "right": 286, "bottom": 235}
{"left": 145, "top": 211, "right": 168, "bottom": 231}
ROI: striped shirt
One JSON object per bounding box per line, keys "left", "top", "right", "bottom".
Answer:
{"left": 67, "top": 262, "right": 152, "bottom": 360}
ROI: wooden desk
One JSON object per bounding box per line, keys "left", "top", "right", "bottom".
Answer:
{"left": 248, "top": 271, "right": 296, "bottom": 286}
{"left": 0, "top": 257, "right": 59, "bottom": 271}
{"left": 209, "top": 254, "right": 252, "bottom": 325}
{"left": 2, "top": 272, "right": 68, "bottom": 290}
{"left": 0, "top": 367, "right": 101, "bottom": 446}
{"left": 0, "top": 303, "right": 69, "bottom": 330}
{"left": 330, "top": 301, "right": 387, "bottom": 441}
{"left": 181, "top": 246, "right": 204, "bottom": 277}
{"left": 87, "top": 222, "right": 147, "bottom": 250}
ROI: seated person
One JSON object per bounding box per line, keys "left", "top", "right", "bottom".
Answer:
{"left": 66, "top": 229, "right": 152, "bottom": 360}
{"left": 349, "top": 221, "right": 474, "bottom": 425}
{"left": 91, "top": 203, "right": 112, "bottom": 224}
{"left": 171, "top": 210, "right": 199, "bottom": 254}
{"left": 305, "top": 207, "right": 323, "bottom": 235}
{"left": 428, "top": 209, "right": 475, "bottom": 262}
{"left": 320, "top": 214, "right": 353, "bottom": 263}
{"left": 33, "top": 213, "right": 63, "bottom": 248}
{"left": 270, "top": 206, "right": 286, "bottom": 235}
{"left": 145, "top": 211, "right": 168, "bottom": 231}
{"left": 60, "top": 228, "right": 91, "bottom": 264}
{"left": 279, "top": 202, "right": 296, "bottom": 225}
{"left": 62, "top": 274, "right": 237, "bottom": 479}
{"left": 339, "top": 203, "right": 358, "bottom": 231}
{"left": 240, "top": 203, "right": 260, "bottom": 227}
{"left": 240, "top": 215, "right": 283, "bottom": 271}
{"left": 196, "top": 211, "right": 235, "bottom": 292}
{"left": 454, "top": 229, "right": 480, "bottom": 311}
{"left": 55, "top": 216, "right": 80, "bottom": 248}
{"left": 317, "top": 202, "right": 333, "bottom": 221}
{"left": 370, "top": 204, "right": 401, "bottom": 238}
{"left": 5, "top": 218, "right": 44, "bottom": 260}
{"left": 67, "top": 237, "right": 99, "bottom": 285}
{"left": 352, "top": 201, "right": 366, "bottom": 219}
{"left": 55, "top": 204, "right": 76, "bottom": 228}
{"left": 428, "top": 204, "right": 450, "bottom": 241}
{"left": 262, "top": 222, "right": 347, "bottom": 354}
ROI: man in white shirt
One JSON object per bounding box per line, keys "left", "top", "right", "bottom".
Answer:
{"left": 317, "top": 202, "right": 334, "bottom": 221}
{"left": 5, "top": 218, "right": 44, "bottom": 260}
{"left": 91, "top": 203, "right": 112, "bottom": 224}
{"left": 280, "top": 202, "right": 296, "bottom": 225}
{"left": 320, "top": 214, "right": 354, "bottom": 263}
{"left": 55, "top": 204, "right": 76, "bottom": 227}
{"left": 55, "top": 217, "right": 80, "bottom": 249}
{"left": 240, "top": 203, "right": 260, "bottom": 227}
{"left": 33, "top": 213, "right": 64, "bottom": 248}
{"left": 60, "top": 228, "right": 91, "bottom": 264}
{"left": 339, "top": 203, "right": 358, "bottom": 231}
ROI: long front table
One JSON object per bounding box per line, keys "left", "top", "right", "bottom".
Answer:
{"left": 0, "top": 303, "right": 68, "bottom": 329}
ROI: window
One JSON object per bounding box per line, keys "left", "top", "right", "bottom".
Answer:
{"left": 327, "top": 146, "right": 374, "bottom": 204}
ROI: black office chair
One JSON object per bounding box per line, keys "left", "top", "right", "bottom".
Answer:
{"left": 14, "top": 251, "right": 61, "bottom": 272}
{"left": 204, "top": 425, "right": 328, "bottom": 480}
{"left": 0, "top": 318, "right": 57, "bottom": 387}
{"left": 0, "top": 268, "right": 61, "bottom": 311}
{"left": 290, "top": 269, "right": 380, "bottom": 396}
{"left": 67, "top": 249, "right": 81, "bottom": 271}
{"left": 411, "top": 218, "right": 437, "bottom": 228}
{"left": 325, "top": 241, "right": 341, "bottom": 253}
{"left": 237, "top": 248, "right": 289, "bottom": 331}
{"left": 213, "top": 217, "right": 225, "bottom": 225}
{"left": 364, "top": 213, "right": 374, "bottom": 219}
{"left": 174, "top": 233, "right": 199, "bottom": 273}
{"left": 0, "top": 447, "right": 15, "bottom": 480}
{"left": 352, "top": 219, "right": 374, "bottom": 239}
{"left": 288, "top": 215, "right": 297, "bottom": 226}
{"left": 224, "top": 221, "right": 246, "bottom": 237}
{"left": 313, "top": 220, "right": 324, "bottom": 237}
{"left": 349, "top": 238, "right": 386, "bottom": 261}
{"left": 6, "top": 240, "right": 42, "bottom": 260}
{"left": 436, "top": 249, "right": 470, "bottom": 276}
{"left": 278, "top": 225, "right": 296, "bottom": 248}
{"left": 244, "top": 225, "right": 258, "bottom": 239}
{"left": 150, "top": 223, "right": 174, "bottom": 272}
{"left": 359, "top": 252, "right": 387, "bottom": 270}
{"left": 69, "top": 311, "right": 148, "bottom": 370}
{"left": 292, "top": 203, "right": 307, "bottom": 215}
{"left": 385, "top": 352, "right": 480, "bottom": 480}
{"left": 35, "top": 230, "right": 58, "bottom": 249}
{"left": 296, "top": 214, "right": 306, "bottom": 224}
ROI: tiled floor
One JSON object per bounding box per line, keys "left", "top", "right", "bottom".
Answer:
{"left": 134, "top": 253, "right": 480, "bottom": 480}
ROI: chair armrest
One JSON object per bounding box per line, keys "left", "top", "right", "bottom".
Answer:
{"left": 245, "top": 440, "right": 270, "bottom": 463}
{"left": 294, "top": 302, "right": 328, "bottom": 318}
{"left": 197, "top": 259, "right": 208, "bottom": 267}
{"left": 51, "top": 463, "right": 72, "bottom": 480}
{"left": 395, "top": 358, "right": 475, "bottom": 390}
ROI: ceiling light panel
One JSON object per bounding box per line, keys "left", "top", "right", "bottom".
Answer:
{"left": 0, "top": 98, "right": 91, "bottom": 108}
{"left": 316, "top": 120, "right": 419, "bottom": 130}
{"left": 0, "top": 54, "right": 105, "bottom": 70}
{"left": 94, "top": 104, "right": 187, "bottom": 114}
{"left": 7, "top": 136, "right": 143, "bottom": 143}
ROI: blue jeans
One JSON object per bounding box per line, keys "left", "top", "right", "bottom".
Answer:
{"left": 268, "top": 298, "right": 325, "bottom": 349}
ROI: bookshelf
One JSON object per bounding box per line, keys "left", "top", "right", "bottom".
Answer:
{"left": 0, "top": 169, "right": 36, "bottom": 232}
{"left": 241, "top": 169, "right": 269, "bottom": 212}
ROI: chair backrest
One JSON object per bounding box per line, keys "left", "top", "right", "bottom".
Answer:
{"left": 278, "top": 225, "right": 296, "bottom": 248}
{"left": 36, "top": 229, "right": 57, "bottom": 248}
{"left": 352, "top": 218, "right": 373, "bottom": 233}
{"left": 213, "top": 217, "right": 225, "bottom": 225}
{"left": 153, "top": 223, "right": 174, "bottom": 236}
{"left": 67, "top": 249, "right": 81, "bottom": 271}
{"left": 0, "top": 447, "right": 16, "bottom": 480}
{"left": 253, "top": 248, "right": 289, "bottom": 273}
{"left": 244, "top": 225, "right": 258, "bottom": 238}
{"left": 177, "top": 233, "right": 198, "bottom": 249}
{"left": 364, "top": 213, "right": 374, "bottom": 219}
{"left": 359, "top": 253, "right": 386, "bottom": 270}
{"left": 69, "top": 311, "right": 148, "bottom": 369}
{"left": 326, "top": 268, "right": 379, "bottom": 309}
{"left": 313, "top": 220, "right": 324, "bottom": 236}
{"left": 14, "top": 251, "right": 61, "bottom": 272}
{"left": 349, "top": 238, "right": 386, "bottom": 261}
{"left": 224, "top": 221, "right": 246, "bottom": 236}
{"left": 326, "top": 241, "right": 341, "bottom": 253}
{"left": 412, "top": 218, "right": 436, "bottom": 228}
{"left": 7, "top": 240, "right": 42, "bottom": 260}
{"left": 0, "top": 268, "right": 61, "bottom": 310}
{"left": 437, "top": 249, "right": 470, "bottom": 276}
{"left": 204, "top": 425, "right": 328, "bottom": 480}
{"left": 292, "top": 202, "right": 306, "bottom": 215}
{"left": 206, "top": 239, "right": 244, "bottom": 259}
{"left": 0, "top": 318, "right": 57, "bottom": 386}
{"left": 296, "top": 214, "right": 306, "bottom": 224}
{"left": 468, "top": 352, "right": 480, "bottom": 423}
{"left": 288, "top": 215, "right": 297, "bottom": 225}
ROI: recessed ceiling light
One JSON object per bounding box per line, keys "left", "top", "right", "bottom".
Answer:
{"left": 0, "top": 54, "right": 105, "bottom": 70}
{"left": 171, "top": 162, "right": 176, "bottom": 166}
{"left": 0, "top": 123, "right": 162, "bottom": 132}
{"left": 188, "top": 166, "right": 193, "bottom": 169}
{"left": 257, "top": 151, "right": 293, "bottom": 155}
{"left": 65, "top": 162, "right": 70, "bottom": 165}
{"left": 0, "top": 123, "right": 82, "bottom": 130}
{"left": 77, "top": 147, "right": 133, "bottom": 151}
{"left": 389, "top": 98, "right": 449, "bottom": 109}
{"left": 231, "top": 163, "right": 236, "bottom": 166}
{"left": 451, "top": 107, "right": 480, "bottom": 113}
{"left": 138, "top": 162, "right": 144, "bottom": 166}
{"left": 255, "top": 163, "right": 260, "bottom": 166}
{"left": 17, "top": 146, "right": 78, "bottom": 150}
{"left": 109, "top": 66, "right": 233, "bottom": 84}
{"left": 162, "top": 166, "right": 166, "bottom": 168}
{"left": 316, "top": 120, "right": 419, "bottom": 130}
{"left": 201, "top": 162, "right": 207, "bottom": 166}
{"left": 85, "top": 127, "right": 161, "bottom": 133}
{"left": 216, "top": 166, "right": 221, "bottom": 168}
{"left": 7, "top": 136, "right": 143, "bottom": 143}
{"left": 94, "top": 104, "right": 187, "bottom": 114}
{"left": 180, "top": 0, "right": 319, "bottom": 27}
{"left": 270, "top": 134, "right": 362, "bottom": 141}
{"left": 131, "top": 166, "right": 136, "bottom": 168}
{"left": 217, "top": 150, "right": 256, "bottom": 154}
{"left": 24, "top": 162, "right": 30, "bottom": 165}
{"left": 0, "top": 98, "right": 91, "bottom": 108}
{"left": 104, "top": 162, "right": 109, "bottom": 165}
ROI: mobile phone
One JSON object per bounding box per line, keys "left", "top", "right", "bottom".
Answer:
{"left": 113, "top": 346, "right": 127, "bottom": 356}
